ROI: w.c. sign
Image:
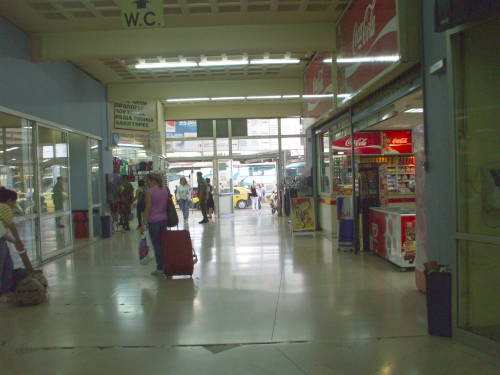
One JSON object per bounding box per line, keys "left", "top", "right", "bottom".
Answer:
{"left": 120, "top": 0, "right": 164, "bottom": 29}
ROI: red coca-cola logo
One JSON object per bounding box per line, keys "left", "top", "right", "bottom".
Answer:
{"left": 345, "top": 137, "right": 369, "bottom": 147}
{"left": 352, "top": 0, "right": 377, "bottom": 53}
{"left": 391, "top": 137, "right": 408, "bottom": 144}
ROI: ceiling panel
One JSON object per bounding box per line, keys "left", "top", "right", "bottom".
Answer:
{"left": 75, "top": 51, "right": 313, "bottom": 84}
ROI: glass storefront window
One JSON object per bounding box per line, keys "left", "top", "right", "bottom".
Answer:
{"left": 0, "top": 113, "right": 37, "bottom": 264}
{"left": 281, "top": 137, "right": 305, "bottom": 153}
{"left": 217, "top": 138, "right": 229, "bottom": 156}
{"left": 231, "top": 138, "right": 278, "bottom": 156}
{"left": 166, "top": 140, "right": 214, "bottom": 157}
{"left": 38, "top": 127, "right": 69, "bottom": 214}
{"left": 318, "top": 132, "right": 331, "bottom": 194}
{"left": 247, "top": 119, "right": 278, "bottom": 136}
{"left": 458, "top": 240, "right": 500, "bottom": 342}
{"left": 453, "top": 19, "right": 499, "bottom": 343}
{"left": 89, "top": 139, "right": 101, "bottom": 205}
{"left": 281, "top": 117, "right": 304, "bottom": 135}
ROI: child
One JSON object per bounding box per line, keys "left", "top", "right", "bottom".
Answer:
{"left": 0, "top": 187, "right": 30, "bottom": 303}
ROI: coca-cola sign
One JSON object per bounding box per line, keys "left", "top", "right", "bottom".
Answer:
{"left": 382, "top": 130, "right": 413, "bottom": 154}
{"left": 332, "top": 132, "right": 382, "bottom": 154}
{"left": 302, "top": 51, "right": 333, "bottom": 128}
{"left": 336, "top": 0, "right": 398, "bottom": 95}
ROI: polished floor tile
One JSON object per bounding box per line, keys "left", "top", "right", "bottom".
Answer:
{"left": 1, "top": 210, "right": 498, "bottom": 374}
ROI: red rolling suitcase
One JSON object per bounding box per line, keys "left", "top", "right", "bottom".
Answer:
{"left": 161, "top": 229, "right": 198, "bottom": 277}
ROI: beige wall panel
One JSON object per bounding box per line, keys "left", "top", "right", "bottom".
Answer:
{"left": 164, "top": 102, "right": 301, "bottom": 120}
{"left": 33, "top": 23, "right": 334, "bottom": 61}
{"left": 107, "top": 78, "right": 302, "bottom": 101}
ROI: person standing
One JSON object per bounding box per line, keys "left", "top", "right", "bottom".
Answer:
{"left": 0, "top": 188, "right": 30, "bottom": 303}
{"left": 52, "top": 177, "right": 64, "bottom": 227}
{"left": 134, "top": 180, "right": 146, "bottom": 229}
{"left": 206, "top": 178, "right": 215, "bottom": 220}
{"left": 118, "top": 178, "right": 134, "bottom": 231}
{"left": 176, "top": 177, "right": 191, "bottom": 222}
{"left": 250, "top": 181, "right": 259, "bottom": 211}
{"left": 197, "top": 172, "right": 209, "bottom": 224}
{"left": 140, "top": 173, "right": 169, "bottom": 276}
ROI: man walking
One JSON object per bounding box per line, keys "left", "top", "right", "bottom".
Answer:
{"left": 197, "top": 172, "right": 209, "bottom": 224}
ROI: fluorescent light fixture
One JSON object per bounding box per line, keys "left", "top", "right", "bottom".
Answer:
{"left": 6, "top": 147, "right": 19, "bottom": 152}
{"left": 323, "top": 58, "right": 333, "bottom": 63}
{"left": 117, "top": 143, "right": 144, "bottom": 148}
{"left": 135, "top": 62, "right": 198, "bottom": 69}
{"left": 405, "top": 108, "right": 424, "bottom": 113}
{"left": 11, "top": 158, "right": 16, "bottom": 161}
{"left": 246, "top": 95, "right": 282, "bottom": 100}
{"left": 336, "top": 55, "right": 400, "bottom": 64}
{"left": 199, "top": 60, "right": 248, "bottom": 67}
{"left": 282, "top": 95, "right": 301, "bottom": 99}
{"left": 211, "top": 96, "right": 246, "bottom": 101}
{"left": 337, "top": 94, "right": 352, "bottom": 99}
{"left": 250, "top": 59, "right": 300, "bottom": 65}
{"left": 302, "top": 94, "right": 334, "bottom": 99}
{"left": 90, "top": 145, "right": 99, "bottom": 149}
{"left": 337, "top": 152, "right": 345, "bottom": 155}
{"left": 166, "top": 98, "right": 210, "bottom": 103}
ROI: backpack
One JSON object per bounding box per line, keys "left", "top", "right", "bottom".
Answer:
{"left": 15, "top": 271, "right": 48, "bottom": 306}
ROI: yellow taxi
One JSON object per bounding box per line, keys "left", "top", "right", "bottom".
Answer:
{"left": 233, "top": 187, "right": 251, "bottom": 209}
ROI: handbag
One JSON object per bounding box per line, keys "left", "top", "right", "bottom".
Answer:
{"left": 166, "top": 195, "right": 179, "bottom": 227}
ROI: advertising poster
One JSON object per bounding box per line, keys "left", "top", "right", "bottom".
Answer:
{"left": 336, "top": 0, "right": 398, "bottom": 95}
{"left": 332, "top": 132, "right": 382, "bottom": 154}
{"left": 113, "top": 101, "right": 157, "bottom": 132}
{"left": 290, "top": 197, "right": 316, "bottom": 233}
{"left": 382, "top": 130, "right": 413, "bottom": 154}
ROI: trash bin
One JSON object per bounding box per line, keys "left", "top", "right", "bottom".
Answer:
{"left": 425, "top": 271, "right": 452, "bottom": 337}
{"left": 73, "top": 211, "right": 89, "bottom": 238}
{"left": 101, "top": 215, "right": 112, "bottom": 238}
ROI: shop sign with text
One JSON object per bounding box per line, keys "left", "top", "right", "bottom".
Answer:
{"left": 120, "top": 0, "right": 164, "bottom": 29}
{"left": 113, "top": 101, "right": 157, "bottom": 132}
{"left": 332, "top": 132, "right": 382, "bottom": 154}
{"left": 336, "top": 0, "right": 399, "bottom": 95}
{"left": 382, "top": 130, "right": 412, "bottom": 154}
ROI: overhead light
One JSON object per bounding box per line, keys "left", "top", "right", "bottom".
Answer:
{"left": 323, "top": 58, "right": 333, "bottom": 63}
{"left": 199, "top": 60, "right": 248, "bottom": 67}
{"left": 337, "top": 152, "right": 345, "bottom": 155}
{"left": 250, "top": 59, "right": 300, "bottom": 65}
{"left": 117, "top": 143, "right": 144, "bottom": 148}
{"left": 166, "top": 98, "right": 210, "bottom": 103}
{"left": 335, "top": 55, "right": 400, "bottom": 64}
{"left": 211, "top": 97, "right": 246, "bottom": 101}
{"left": 282, "top": 95, "right": 301, "bottom": 99}
{"left": 6, "top": 147, "right": 19, "bottom": 152}
{"left": 11, "top": 158, "right": 16, "bottom": 161}
{"left": 135, "top": 62, "right": 198, "bottom": 69}
{"left": 90, "top": 145, "right": 99, "bottom": 149}
{"left": 337, "top": 94, "right": 352, "bottom": 99}
{"left": 302, "top": 94, "right": 334, "bottom": 99}
{"left": 246, "top": 95, "right": 282, "bottom": 100}
{"left": 405, "top": 108, "right": 424, "bottom": 113}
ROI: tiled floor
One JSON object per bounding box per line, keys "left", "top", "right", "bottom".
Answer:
{"left": 1, "top": 210, "right": 499, "bottom": 374}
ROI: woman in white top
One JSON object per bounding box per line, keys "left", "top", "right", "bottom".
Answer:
{"left": 176, "top": 177, "right": 191, "bottom": 221}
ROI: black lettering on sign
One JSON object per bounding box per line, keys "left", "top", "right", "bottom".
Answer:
{"left": 124, "top": 12, "right": 140, "bottom": 27}
{"left": 144, "top": 11, "right": 156, "bottom": 26}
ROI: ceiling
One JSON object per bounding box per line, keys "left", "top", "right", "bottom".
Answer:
{"left": 0, "top": 0, "right": 344, "bottom": 112}
{"left": 0, "top": 0, "right": 347, "bottom": 31}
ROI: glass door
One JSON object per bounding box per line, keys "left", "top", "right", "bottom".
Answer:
{"left": 37, "top": 125, "right": 72, "bottom": 260}
{"left": 88, "top": 138, "right": 101, "bottom": 239}
{"left": 216, "top": 159, "right": 233, "bottom": 217}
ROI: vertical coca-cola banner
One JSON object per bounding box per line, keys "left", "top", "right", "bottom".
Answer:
{"left": 336, "top": 0, "right": 399, "bottom": 95}
{"left": 302, "top": 51, "right": 333, "bottom": 129}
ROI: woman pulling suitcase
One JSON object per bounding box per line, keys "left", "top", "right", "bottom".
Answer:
{"left": 140, "top": 173, "right": 170, "bottom": 277}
